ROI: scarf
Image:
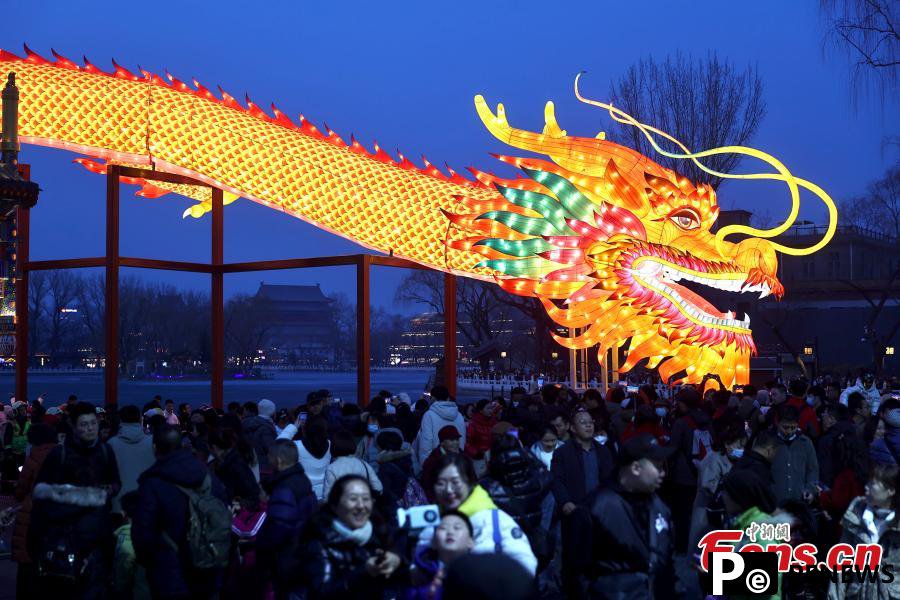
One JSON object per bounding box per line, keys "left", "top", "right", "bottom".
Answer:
{"left": 332, "top": 517, "right": 373, "bottom": 546}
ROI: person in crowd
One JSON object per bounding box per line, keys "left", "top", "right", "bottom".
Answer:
{"left": 296, "top": 475, "right": 405, "bottom": 599}
{"left": 847, "top": 391, "right": 873, "bottom": 438}
{"left": 587, "top": 434, "right": 675, "bottom": 599}
{"left": 621, "top": 404, "right": 668, "bottom": 445}
{"left": 548, "top": 409, "right": 572, "bottom": 445}
{"left": 827, "top": 462, "right": 899, "bottom": 599}
{"left": 824, "top": 380, "right": 842, "bottom": 405}
{"left": 840, "top": 370, "right": 883, "bottom": 414}
{"left": 278, "top": 414, "right": 332, "bottom": 501}
{"left": 242, "top": 399, "right": 277, "bottom": 477}
{"left": 108, "top": 405, "right": 156, "bottom": 516}
{"left": 421, "top": 425, "right": 462, "bottom": 500}
{"left": 869, "top": 399, "right": 900, "bottom": 466}
{"left": 733, "top": 429, "right": 779, "bottom": 494}
{"left": 786, "top": 378, "right": 821, "bottom": 438}
{"left": 356, "top": 411, "right": 384, "bottom": 465}
{"left": 373, "top": 429, "right": 420, "bottom": 510}
{"left": 256, "top": 439, "right": 317, "bottom": 600}
{"left": 306, "top": 392, "right": 327, "bottom": 420}
{"left": 209, "top": 428, "right": 263, "bottom": 509}
{"left": 717, "top": 469, "right": 788, "bottom": 597}
{"left": 406, "top": 511, "right": 475, "bottom": 600}
{"left": 112, "top": 491, "right": 150, "bottom": 600}
{"left": 163, "top": 399, "right": 179, "bottom": 427}
{"left": 688, "top": 421, "right": 746, "bottom": 552}
{"left": 442, "top": 553, "right": 538, "bottom": 600}
{"left": 818, "top": 403, "right": 860, "bottom": 486}
{"left": 530, "top": 424, "right": 562, "bottom": 471}
{"left": 177, "top": 403, "right": 191, "bottom": 430}
{"left": 11, "top": 423, "right": 57, "bottom": 599}
{"left": 480, "top": 434, "right": 554, "bottom": 569}
{"left": 666, "top": 388, "right": 709, "bottom": 554}
{"left": 551, "top": 408, "right": 615, "bottom": 597}
{"left": 133, "top": 425, "right": 230, "bottom": 600}
{"left": 771, "top": 404, "right": 820, "bottom": 505}
{"left": 414, "top": 386, "right": 466, "bottom": 472}
{"left": 29, "top": 402, "right": 121, "bottom": 599}
{"left": 324, "top": 429, "right": 383, "bottom": 498}
{"left": 395, "top": 402, "right": 419, "bottom": 444}
{"left": 818, "top": 428, "right": 867, "bottom": 526}
{"left": 426, "top": 453, "right": 537, "bottom": 574}
{"left": 465, "top": 399, "right": 499, "bottom": 476}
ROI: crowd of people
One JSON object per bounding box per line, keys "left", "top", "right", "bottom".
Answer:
{"left": 0, "top": 370, "right": 897, "bottom": 599}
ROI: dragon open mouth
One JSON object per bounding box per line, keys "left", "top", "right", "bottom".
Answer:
{"left": 631, "top": 259, "right": 754, "bottom": 332}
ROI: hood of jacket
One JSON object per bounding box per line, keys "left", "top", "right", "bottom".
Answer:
{"left": 458, "top": 484, "right": 497, "bottom": 517}
{"left": 114, "top": 423, "right": 148, "bottom": 445}
{"left": 139, "top": 447, "right": 208, "bottom": 489}
{"left": 429, "top": 400, "right": 460, "bottom": 422}
{"left": 262, "top": 462, "right": 310, "bottom": 495}
{"left": 243, "top": 415, "right": 274, "bottom": 434}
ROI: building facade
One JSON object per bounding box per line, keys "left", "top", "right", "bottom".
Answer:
{"left": 255, "top": 283, "right": 337, "bottom": 365}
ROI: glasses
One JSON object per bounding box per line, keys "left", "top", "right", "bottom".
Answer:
{"left": 435, "top": 478, "right": 466, "bottom": 492}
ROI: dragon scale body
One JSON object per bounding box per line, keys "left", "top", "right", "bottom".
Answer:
{"left": 0, "top": 48, "right": 837, "bottom": 387}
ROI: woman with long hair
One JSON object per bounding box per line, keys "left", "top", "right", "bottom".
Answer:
{"left": 277, "top": 414, "right": 332, "bottom": 502}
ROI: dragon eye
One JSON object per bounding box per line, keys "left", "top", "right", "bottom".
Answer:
{"left": 670, "top": 209, "right": 700, "bottom": 230}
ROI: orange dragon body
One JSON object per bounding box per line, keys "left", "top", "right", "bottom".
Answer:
{"left": 0, "top": 47, "right": 837, "bottom": 387}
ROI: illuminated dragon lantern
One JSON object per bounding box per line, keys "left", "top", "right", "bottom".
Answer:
{"left": 0, "top": 47, "right": 837, "bottom": 387}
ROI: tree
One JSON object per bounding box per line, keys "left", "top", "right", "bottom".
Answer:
{"left": 840, "top": 162, "right": 900, "bottom": 239}
{"left": 27, "top": 270, "right": 49, "bottom": 364}
{"left": 820, "top": 0, "right": 899, "bottom": 102}
{"left": 225, "top": 293, "right": 272, "bottom": 374}
{"left": 327, "top": 292, "right": 356, "bottom": 366}
{"left": 46, "top": 270, "right": 81, "bottom": 364}
{"left": 608, "top": 52, "right": 766, "bottom": 190}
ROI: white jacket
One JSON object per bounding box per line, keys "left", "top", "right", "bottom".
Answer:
{"left": 417, "top": 485, "right": 537, "bottom": 575}
{"left": 277, "top": 424, "right": 331, "bottom": 501}
{"left": 323, "top": 456, "right": 383, "bottom": 498}
{"left": 840, "top": 378, "right": 883, "bottom": 413}
{"left": 413, "top": 400, "right": 466, "bottom": 470}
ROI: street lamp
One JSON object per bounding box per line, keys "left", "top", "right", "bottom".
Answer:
{"left": 500, "top": 351, "right": 507, "bottom": 358}
{"left": 886, "top": 347, "right": 895, "bottom": 356}
{"left": 802, "top": 346, "right": 813, "bottom": 356}
{"left": 551, "top": 352, "right": 558, "bottom": 359}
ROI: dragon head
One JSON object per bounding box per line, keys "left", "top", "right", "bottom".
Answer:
{"left": 444, "top": 93, "right": 834, "bottom": 388}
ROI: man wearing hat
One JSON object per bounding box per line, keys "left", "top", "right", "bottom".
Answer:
{"left": 586, "top": 433, "right": 675, "bottom": 599}
{"left": 420, "top": 425, "right": 462, "bottom": 500}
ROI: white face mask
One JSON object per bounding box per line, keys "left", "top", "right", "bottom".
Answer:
{"left": 654, "top": 407, "right": 667, "bottom": 418}
{"left": 594, "top": 434, "right": 608, "bottom": 445}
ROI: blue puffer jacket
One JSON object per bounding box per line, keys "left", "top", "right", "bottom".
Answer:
{"left": 869, "top": 424, "right": 900, "bottom": 465}
{"left": 257, "top": 463, "right": 317, "bottom": 591}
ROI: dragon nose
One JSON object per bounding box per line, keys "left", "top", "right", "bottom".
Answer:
{"left": 727, "top": 237, "right": 778, "bottom": 277}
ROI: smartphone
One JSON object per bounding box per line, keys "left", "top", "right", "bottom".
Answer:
{"left": 299, "top": 412, "right": 308, "bottom": 425}
{"left": 626, "top": 385, "right": 639, "bottom": 394}
{"left": 537, "top": 378, "right": 544, "bottom": 387}
{"left": 508, "top": 428, "right": 519, "bottom": 439}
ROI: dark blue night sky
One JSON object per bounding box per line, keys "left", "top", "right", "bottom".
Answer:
{"left": 7, "top": 0, "right": 897, "bottom": 312}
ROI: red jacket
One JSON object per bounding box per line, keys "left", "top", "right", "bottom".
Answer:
{"left": 465, "top": 412, "right": 497, "bottom": 460}
{"left": 819, "top": 468, "right": 864, "bottom": 522}
{"left": 787, "top": 396, "right": 821, "bottom": 438}
{"left": 621, "top": 421, "right": 668, "bottom": 445}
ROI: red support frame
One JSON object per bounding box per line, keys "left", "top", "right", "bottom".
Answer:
{"left": 16, "top": 166, "right": 461, "bottom": 408}
{"left": 14, "top": 164, "right": 31, "bottom": 403}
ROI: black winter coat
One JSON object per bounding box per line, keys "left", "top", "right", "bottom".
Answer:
{"left": 734, "top": 450, "right": 774, "bottom": 490}
{"left": 376, "top": 449, "right": 414, "bottom": 510}
{"left": 550, "top": 439, "right": 614, "bottom": 507}
{"left": 242, "top": 415, "right": 276, "bottom": 471}
{"left": 480, "top": 449, "right": 552, "bottom": 533}
{"left": 132, "top": 448, "right": 229, "bottom": 599}
{"left": 295, "top": 511, "right": 407, "bottom": 599}
{"left": 257, "top": 463, "right": 317, "bottom": 591}
{"left": 588, "top": 483, "right": 675, "bottom": 599}
{"left": 29, "top": 438, "right": 121, "bottom": 558}
{"left": 216, "top": 447, "right": 261, "bottom": 508}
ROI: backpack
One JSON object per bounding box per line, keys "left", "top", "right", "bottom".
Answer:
{"left": 163, "top": 475, "right": 231, "bottom": 570}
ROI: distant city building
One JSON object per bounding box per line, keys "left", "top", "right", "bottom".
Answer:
{"left": 255, "top": 283, "right": 337, "bottom": 364}
{"left": 715, "top": 211, "right": 900, "bottom": 378}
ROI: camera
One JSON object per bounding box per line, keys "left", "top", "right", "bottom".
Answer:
{"left": 396, "top": 504, "right": 440, "bottom": 529}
